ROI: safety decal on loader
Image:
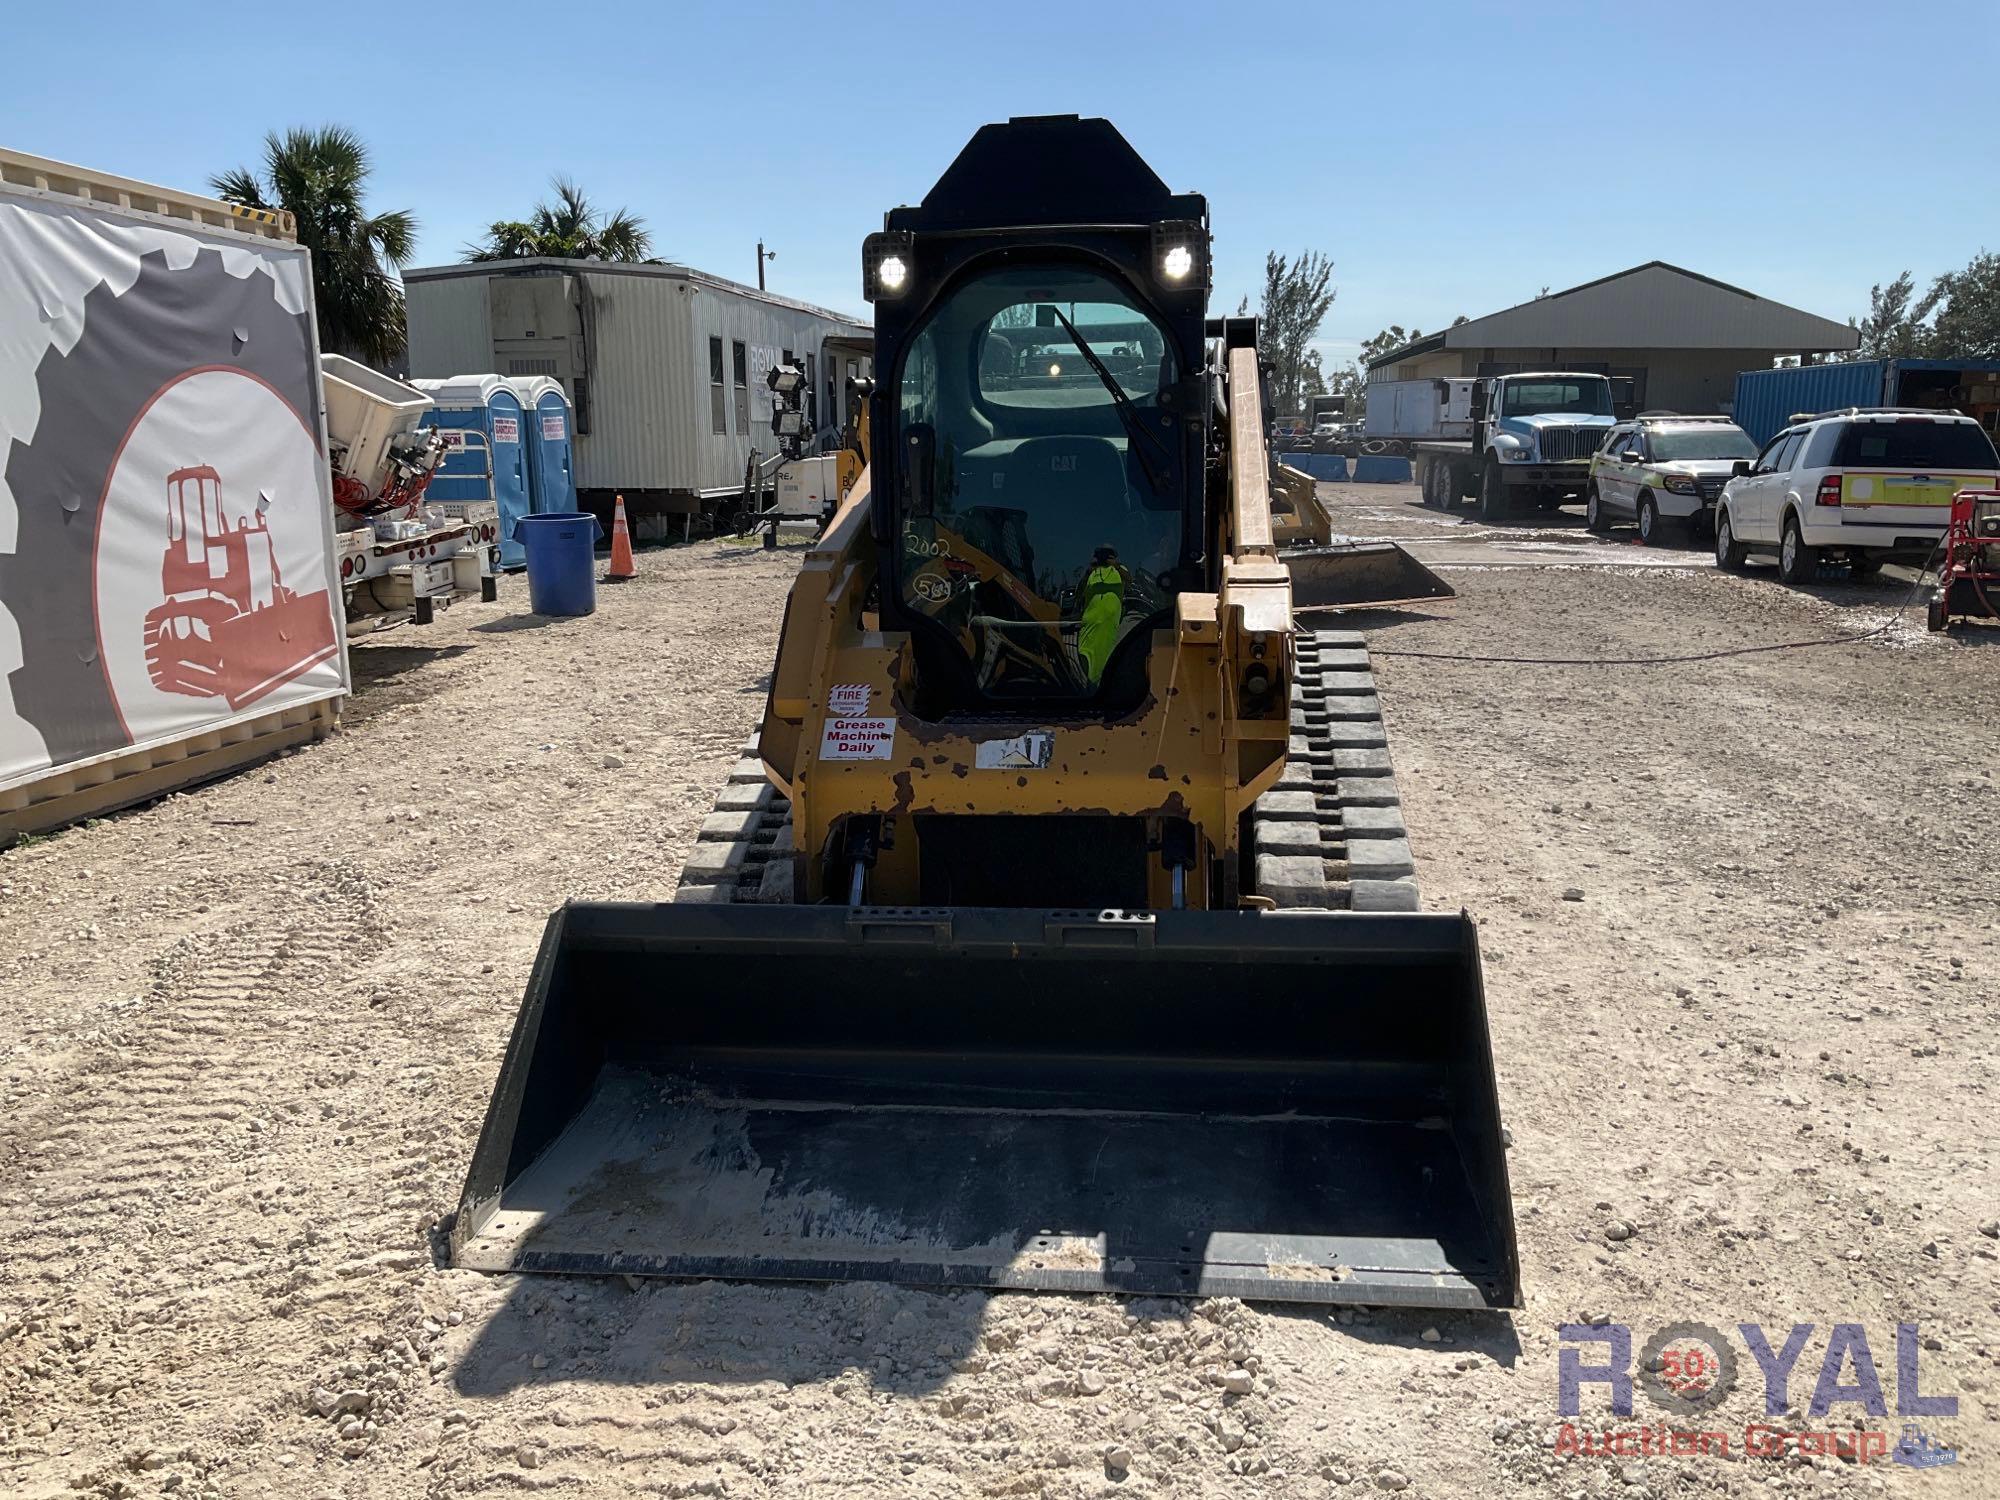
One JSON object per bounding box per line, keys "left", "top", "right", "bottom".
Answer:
{"left": 827, "top": 683, "right": 870, "bottom": 717}
{"left": 820, "top": 716, "right": 896, "bottom": 760}
{"left": 975, "top": 732, "right": 1055, "bottom": 770}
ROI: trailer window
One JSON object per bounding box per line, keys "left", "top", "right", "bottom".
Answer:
{"left": 709, "top": 337, "right": 726, "bottom": 434}
{"left": 1834, "top": 420, "right": 1999, "bottom": 470}
{"left": 731, "top": 341, "right": 749, "bottom": 436}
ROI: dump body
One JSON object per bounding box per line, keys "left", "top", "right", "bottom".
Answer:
{"left": 452, "top": 902, "right": 1519, "bottom": 1310}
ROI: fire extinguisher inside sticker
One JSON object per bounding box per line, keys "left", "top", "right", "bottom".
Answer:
{"left": 827, "top": 683, "right": 870, "bottom": 717}
{"left": 820, "top": 717, "right": 895, "bottom": 760}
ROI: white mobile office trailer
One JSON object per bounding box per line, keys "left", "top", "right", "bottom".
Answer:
{"left": 404, "top": 259, "right": 872, "bottom": 540}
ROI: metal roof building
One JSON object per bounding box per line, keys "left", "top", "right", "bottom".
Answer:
{"left": 404, "top": 258, "right": 871, "bottom": 533}
{"left": 1365, "top": 262, "right": 1857, "bottom": 415}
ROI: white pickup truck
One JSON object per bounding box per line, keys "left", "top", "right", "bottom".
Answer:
{"left": 1412, "top": 371, "right": 1620, "bottom": 520}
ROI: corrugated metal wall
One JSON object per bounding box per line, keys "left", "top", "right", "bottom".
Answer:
{"left": 575, "top": 271, "right": 699, "bottom": 492}
{"left": 1731, "top": 362, "right": 1887, "bottom": 445}
{"left": 405, "top": 276, "right": 493, "bottom": 380}
{"left": 681, "top": 282, "right": 869, "bottom": 492}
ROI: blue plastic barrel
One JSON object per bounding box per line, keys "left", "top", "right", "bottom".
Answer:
{"left": 514, "top": 512, "right": 604, "bottom": 617}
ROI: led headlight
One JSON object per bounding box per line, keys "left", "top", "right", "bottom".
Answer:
{"left": 1662, "top": 473, "right": 1699, "bottom": 495}
{"left": 862, "top": 231, "right": 915, "bottom": 302}
{"left": 1151, "top": 219, "right": 1210, "bottom": 291}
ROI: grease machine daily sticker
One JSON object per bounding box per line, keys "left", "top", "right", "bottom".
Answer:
{"left": 820, "top": 716, "right": 896, "bottom": 760}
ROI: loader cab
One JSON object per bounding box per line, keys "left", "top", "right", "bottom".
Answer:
{"left": 863, "top": 116, "right": 1212, "bottom": 718}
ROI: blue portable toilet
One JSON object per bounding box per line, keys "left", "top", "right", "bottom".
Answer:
{"left": 413, "top": 375, "right": 532, "bottom": 568}
{"left": 507, "top": 376, "right": 577, "bottom": 517}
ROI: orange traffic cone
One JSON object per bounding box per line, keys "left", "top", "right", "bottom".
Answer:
{"left": 606, "top": 493, "right": 637, "bottom": 581}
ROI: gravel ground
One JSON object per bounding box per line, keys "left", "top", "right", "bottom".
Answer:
{"left": 1, "top": 491, "right": 1995, "bottom": 1499}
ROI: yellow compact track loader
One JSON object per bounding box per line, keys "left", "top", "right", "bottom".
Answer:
{"left": 453, "top": 117, "right": 1517, "bottom": 1310}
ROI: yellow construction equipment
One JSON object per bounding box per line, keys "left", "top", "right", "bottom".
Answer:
{"left": 834, "top": 374, "right": 872, "bottom": 507}
{"left": 453, "top": 116, "right": 1517, "bottom": 1310}
{"left": 1271, "top": 455, "right": 1457, "bottom": 611}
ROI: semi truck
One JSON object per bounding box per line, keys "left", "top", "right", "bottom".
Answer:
{"left": 1410, "top": 370, "right": 1619, "bottom": 520}
{"left": 1732, "top": 358, "right": 2000, "bottom": 447}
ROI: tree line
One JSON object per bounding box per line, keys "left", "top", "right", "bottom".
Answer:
{"left": 209, "top": 125, "right": 654, "bottom": 366}
{"left": 1850, "top": 255, "right": 2000, "bottom": 360}
{"left": 202, "top": 127, "right": 2000, "bottom": 396}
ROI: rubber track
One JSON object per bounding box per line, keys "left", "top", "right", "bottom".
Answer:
{"left": 673, "top": 734, "right": 793, "bottom": 904}
{"left": 674, "top": 630, "right": 1418, "bottom": 911}
{"left": 1249, "top": 629, "right": 1420, "bottom": 912}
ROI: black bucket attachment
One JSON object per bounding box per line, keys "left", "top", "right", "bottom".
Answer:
{"left": 1285, "top": 541, "right": 1456, "bottom": 613}
{"left": 452, "top": 903, "right": 1518, "bottom": 1310}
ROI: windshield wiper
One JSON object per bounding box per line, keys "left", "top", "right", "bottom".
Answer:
{"left": 1048, "top": 307, "right": 1172, "bottom": 496}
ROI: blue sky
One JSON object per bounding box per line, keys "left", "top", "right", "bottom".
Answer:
{"left": 6, "top": 0, "right": 1996, "bottom": 370}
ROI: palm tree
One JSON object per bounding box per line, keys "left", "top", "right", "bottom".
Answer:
{"left": 464, "top": 177, "right": 654, "bottom": 263}
{"left": 212, "top": 126, "right": 416, "bottom": 367}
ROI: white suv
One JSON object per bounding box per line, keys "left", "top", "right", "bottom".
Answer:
{"left": 1587, "top": 415, "right": 1758, "bottom": 544}
{"left": 1714, "top": 408, "right": 2000, "bottom": 583}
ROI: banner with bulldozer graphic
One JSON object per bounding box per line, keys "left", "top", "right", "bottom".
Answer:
{"left": 0, "top": 179, "right": 348, "bottom": 795}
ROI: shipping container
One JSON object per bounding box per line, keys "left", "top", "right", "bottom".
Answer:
{"left": 1732, "top": 358, "right": 2000, "bottom": 446}
{"left": 412, "top": 376, "right": 533, "bottom": 567}
{"left": 404, "top": 259, "right": 871, "bottom": 539}
{"left": 0, "top": 147, "right": 346, "bottom": 840}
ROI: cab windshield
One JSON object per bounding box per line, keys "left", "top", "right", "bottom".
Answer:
{"left": 895, "top": 264, "right": 1185, "bottom": 703}
{"left": 1501, "top": 380, "right": 1613, "bottom": 418}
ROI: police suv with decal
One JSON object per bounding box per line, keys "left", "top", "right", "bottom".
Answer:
{"left": 1587, "top": 415, "right": 1758, "bottom": 544}
{"left": 1714, "top": 408, "right": 2000, "bottom": 583}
